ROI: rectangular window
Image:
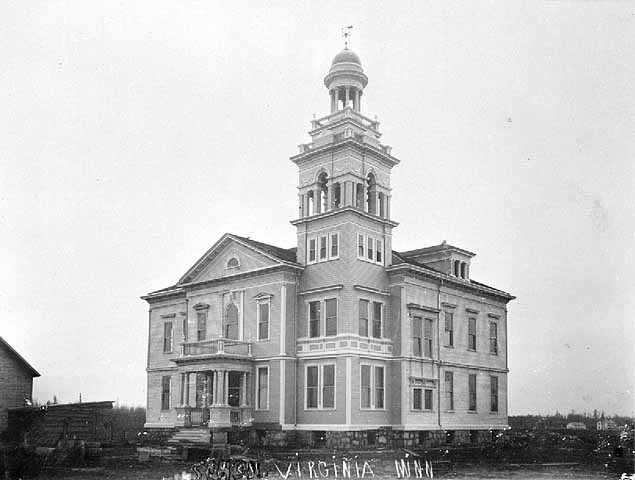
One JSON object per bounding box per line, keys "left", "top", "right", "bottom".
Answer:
{"left": 306, "top": 366, "right": 319, "bottom": 408}
{"left": 367, "top": 237, "right": 374, "bottom": 260}
{"left": 257, "top": 367, "right": 269, "bottom": 410}
{"left": 359, "top": 299, "right": 369, "bottom": 337}
{"left": 372, "top": 302, "right": 382, "bottom": 338}
{"left": 424, "top": 319, "right": 433, "bottom": 358}
{"left": 413, "top": 316, "right": 422, "bottom": 357}
{"left": 445, "top": 371, "right": 454, "bottom": 410}
{"left": 163, "top": 322, "right": 173, "bottom": 353}
{"left": 468, "top": 318, "right": 477, "bottom": 350}
{"left": 258, "top": 301, "right": 270, "bottom": 340}
{"left": 161, "top": 376, "right": 171, "bottom": 410}
{"left": 319, "top": 236, "right": 328, "bottom": 261}
{"left": 469, "top": 374, "right": 477, "bottom": 411}
{"left": 358, "top": 234, "right": 365, "bottom": 258}
{"left": 323, "top": 365, "right": 335, "bottom": 408}
{"left": 490, "top": 376, "right": 499, "bottom": 412}
{"left": 374, "top": 366, "right": 385, "bottom": 409}
{"left": 361, "top": 365, "right": 371, "bottom": 408}
{"left": 325, "top": 298, "right": 337, "bottom": 336}
{"left": 489, "top": 322, "right": 498, "bottom": 355}
{"left": 444, "top": 312, "right": 453, "bottom": 347}
{"left": 413, "top": 388, "right": 422, "bottom": 410}
{"left": 309, "top": 301, "right": 320, "bottom": 338}
{"left": 197, "top": 311, "right": 207, "bottom": 341}
{"left": 182, "top": 317, "right": 188, "bottom": 342}
{"left": 330, "top": 233, "right": 339, "bottom": 259}
{"left": 308, "top": 238, "right": 316, "bottom": 263}
{"left": 376, "top": 239, "right": 383, "bottom": 264}
{"left": 424, "top": 389, "right": 433, "bottom": 410}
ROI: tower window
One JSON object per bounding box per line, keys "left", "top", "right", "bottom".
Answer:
{"left": 358, "top": 234, "right": 365, "bottom": 258}
{"left": 325, "top": 298, "right": 337, "bottom": 336}
{"left": 359, "top": 299, "right": 369, "bottom": 337}
{"left": 454, "top": 260, "right": 460, "bottom": 277}
{"left": 356, "top": 183, "right": 364, "bottom": 208}
{"left": 309, "top": 301, "right": 320, "bottom": 337}
{"left": 330, "top": 233, "right": 339, "bottom": 259}
{"left": 367, "top": 173, "right": 377, "bottom": 214}
{"left": 460, "top": 262, "right": 467, "bottom": 279}
{"left": 333, "top": 182, "right": 341, "bottom": 209}
{"left": 308, "top": 238, "right": 316, "bottom": 264}
{"left": 318, "top": 172, "right": 329, "bottom": 213}
{"left": 319, "top": 236, "right": 328, "bottom": 260}
{"left": 307, "top": 191, "right": 315, "bottom": 216}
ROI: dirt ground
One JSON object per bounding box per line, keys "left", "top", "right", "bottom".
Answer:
{"left": 30, "top": 463, "right": 623, "bottom": 480}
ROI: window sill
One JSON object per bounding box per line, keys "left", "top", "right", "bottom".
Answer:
{"left": 411, "top": 409, "right": 434, "bottom": 413}
{"left": 489, "top": 352, "right": 499, "bottom": 356}
{"left": 467, "top": 348, "right": 476, "bottom": 352}
{"left": 256, "top": 339, "right": 270, "bottom": 343}
{"left": 445, "top": 410, "right": 455, "bottom": 413}
{"left": 467, "top": 410, "right": 478, "bottom": 414}
{"left": 304, "top": 407, "right": 337, "bottom": 411}
{"left": 489, "top": 411, "right": 499, "bottom": 415}
{"left": 443, "top": 345, "right": 454, "bottom": 349}
{"left": 359, "top": 408, "right": 387, "bottom": 411}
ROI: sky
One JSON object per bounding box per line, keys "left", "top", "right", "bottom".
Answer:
{"left": 1, "top": 1, "right": 633, "bottom": 416}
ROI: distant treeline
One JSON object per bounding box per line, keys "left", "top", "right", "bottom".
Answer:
{"left": 111, "top": 405, "right": 146, "bottom": 442}
{"left": 509, "top": 412, "right": 634, "bottom": 430}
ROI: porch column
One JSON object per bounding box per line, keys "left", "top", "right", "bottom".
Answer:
{"left": 240, "top": 372, "right": 248, "bottom": 407}
{"left": 212, "top": 370, "right": 219, "bottom": 406}
{"left": 223, "top": 370, "right": 229, "bottom": 406}
{"left": 185, "top": 372, "right": 191, "bottom": 407}
{"left": 179, "top": 373, "right": 185, "bottom": 406}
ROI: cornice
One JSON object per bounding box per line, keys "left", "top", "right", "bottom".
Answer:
{"left": 353, "top": 284, "right": 390, "bottom": 297}
{"left": 290, "top": 137, "right": 399, "bottom": 168}
{"left": 299, "top": 284, "right": 344, "bottom": 296}
{"left": 290, "top": 205, "right": 399, "bottom": 228}
{"left": 406, "top": 303, "right": 441, "bottom": 314}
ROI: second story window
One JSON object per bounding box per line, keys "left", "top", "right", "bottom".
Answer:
{"left": 372, "top": 302, "right": 382, "bottom": 338}
{"left": 361, "top": 364, "right": 384, "bottom": 409}
{"left": 196, "top": 311, "right": 207, "bottom": 341}
{"left": 163, "top": 322, "right": 173, "bottom": 353}
{"left": 359, "top": 299, "right": 369, "bottom": 337}
{"left": 444, "top": 312, "right": 454, "bottom": 347}
{"left": 468, "top": 374, "right": 477, "bottom": 411}
{"left": 325, "top": 298, "right": 337, "bottom": 336}
{"left": 489, "top": 322, "right": 498, "bottom": 355}
{"left": 468, "top": 317, "right": 477, "bottom": 351}
{"left": 309, "top": 301, "right": 320, "bottom": 338}
{"left": 257, "top": 300, "right": 270, "bottom": 341}
{"left": 224, "top": 303, "right": 239, "bottom": 340}
{"left": 413, "top": 316, "right": 422, "bottom": 356}
{"left": 424, "top": 319, "right": 433, "bottom": 358}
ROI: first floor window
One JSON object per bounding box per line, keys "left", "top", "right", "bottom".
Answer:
{"left": 325, "top": 298, "right": 337, "bottom": 336}
{"left": 258, "top": 301, "right": 270, "bottom": 340}
{"left": 468, "top": 318, "right": 477, "bottom": 351}
{"left": 308, "top": 238, "right": 316, "bottom": 263}
{"left": 257, "top": 367, "right": 269, "bottom": 409}
{"left": 359, "top": 299, "right": 369, "bottom": 337}
{"left": 490, "top": 376, "right": 499, "bottom": 412}
{"left": 413, "top": 316, "right": 422, "bottom": 356}
{"left": 372, "top": 302, "right": 382, "bottom": 338}
{"left": 163, "top": 322, "right": 173, "bottom": 353}
{"left": 413, "top": 388, "right": 422, "bottom": 410}
{"left": 489, "top": 322, "right": 498, "bottom": 355}
{"left": 161, "top": 376, "right": 171, "bottom": 410}
{"left": 306, "top": 366, "right": 319, "bottom": 408}
{"left": 309, "top": 301, "right": 320, "bottom": 337}
{"left": 319, "top": 235, "right": 328, "bottom": 260}
{"left": 424, "top": 389, "right": 433, "bottom": 410}
{"left": 468, "top": 374, "right": 477, "bottom": 411}
{"left": 197, "top": 311, "right": 207, "bottom": 341}
{"left": 306, "top": 365, "right": 335, "bottom": 409}
{"left": 330, "top": 233, "right": 339, "bottom": 258}
{"left": 445, "top": 371, "right": 454, "bottom": 410}
{"left": 444, "top": 312, "right": 453, "bottom": 347}
{"left": 424, "top": 318, "right": 433, "bottom": 358}
{"left": 361, "top": 365, "right": 384, "bottom": 409}
{"left": 323, "top": 365, "right": 335, "bottom": 408}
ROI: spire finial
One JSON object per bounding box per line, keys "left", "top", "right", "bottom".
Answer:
{"left": 341, "top": 25, "right": 353, "bottom": 49}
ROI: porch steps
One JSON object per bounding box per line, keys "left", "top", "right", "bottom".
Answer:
{"left": 168, "top": 427, "right": 211, "bottom": 445}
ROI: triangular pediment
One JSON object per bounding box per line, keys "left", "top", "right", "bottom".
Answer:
{"left": 178, "top": 234, "right": 294, "bottom": 285}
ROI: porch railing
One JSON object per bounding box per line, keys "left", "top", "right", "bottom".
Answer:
{"left": 181, "top": 338, "right": 252, "bottom": 357}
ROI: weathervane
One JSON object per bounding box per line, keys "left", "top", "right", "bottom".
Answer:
{"left": 342, "top": 25, "right": 353, "bottom": 48}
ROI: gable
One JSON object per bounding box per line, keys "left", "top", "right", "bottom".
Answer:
{"left": 178, "top": 235, "right": 285, "bottom": 285}
{"left": 0, "top": 338, "right": 40, "bottom": 378}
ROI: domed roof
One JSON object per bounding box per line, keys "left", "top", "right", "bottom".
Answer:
{"left": 331, "top": 48, "right": 362, "bottom": 66}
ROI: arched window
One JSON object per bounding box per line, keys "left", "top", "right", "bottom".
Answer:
{"left": 227, "top": 257, "right": 239, "bottom": 269}
{"left": 224, "top": 303, "right": 239, "bottom": 339}
{"left": 356, "top": 183, "right": 364, "bottom": 209}
{"left": 333, "top": 182, "right": 341, "bottom": 209}
{"left": 367, "top": 173, "right": 377, "bottom": 214}
{"left": 307, "top": 191, "right": 315, "bottom": 216}
{"left": 318, "top": 172, "right": 329, "bottom": 213}
{"left": 454, "top": 260, "right": 460, "bottom": 277}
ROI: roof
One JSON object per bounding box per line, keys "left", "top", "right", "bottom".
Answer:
{"left": 230, "top": 234, "right": 298, "bottom": 264}
{"left": 332, "top": 48, "right": 361, "bottom": 66}
{"left": 391, "top": 251, "right": 514, "bottom": 300}
{"left": 400, "top": 242, "right": 476, "bottom": 258}
{"left": 0, "top": 336, "right": 40, "bottom": 377}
